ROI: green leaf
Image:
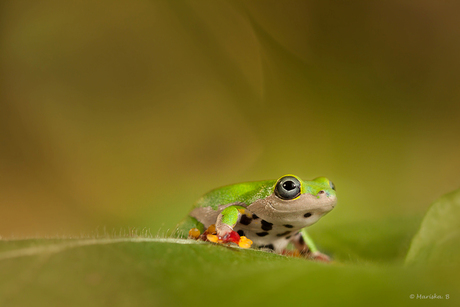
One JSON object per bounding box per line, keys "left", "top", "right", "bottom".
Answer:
{"left": 406, "top": 188, "right": 460, "bottom": 265}
{"left": 1, "top": 232, "right": 459, "bottom": 307}
{"left": 310, "top": 215, "right": 422, "bottom": 264}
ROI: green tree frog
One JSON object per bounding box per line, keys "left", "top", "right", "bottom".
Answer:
{"left": 174, "top": 174, "right": 337, "bottom": 261}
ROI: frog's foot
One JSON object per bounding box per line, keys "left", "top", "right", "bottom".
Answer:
{"left": 307, "top": 251, "right": 331, "bottom": 262}
{"left": 219, "top": 231, "right": 253, "bottom": 249}
{"left": 238, "top": 236, "right": 253, "bottom": 249}
{"left": 200, "top": 224, "right": 253, "bottom": 249}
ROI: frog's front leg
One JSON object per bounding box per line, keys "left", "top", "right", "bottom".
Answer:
{"left": 215, "top": 205, "right": 245, "bottom": 237}
{"left": 291, "top": 229, "right": 331, "bottom": 262}
{"left": 205, "top": 205, "right": 252, "bottom": 248}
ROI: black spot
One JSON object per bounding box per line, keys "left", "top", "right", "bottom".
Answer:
{"left": 259, "top": 244, "right": 275, "bottom": 250}
{"left": 283, "top": 224, "right": 294, "bottom": 228}
{"left": 286, "top": 235, "right": 292, "bottom": 240}
{"left": 256, "top": 232, "right": 269, "bottom": 237}
{"left": 237, "top": 230, "right": 245, "bottom": 237}
{"left": 276, "top": 231, "right": 291, "bottom": 237}
{"left": 240, "top": 215, "right": 252, "bottom": 225}
{"left": 304, "top": 212, "right": 312, "bottom": 218}
{"left": 261, "top": 220, "right": 273, "bottom": 231}
{"left": 252, "top": 214, "right": 259, "bottom": 220}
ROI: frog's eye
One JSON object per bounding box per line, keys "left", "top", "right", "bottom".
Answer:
{"left": 274, "top": 176, "right": 301, "bottom": 200}
{"left": 329, "top": 180, "right": 336, "bottom": 191}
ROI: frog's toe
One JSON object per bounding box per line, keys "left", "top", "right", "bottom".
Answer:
{"left": 238, "top": 236, "right": 253, "bottom": 249}
{"left": 308, "top": 251, "right": 331, "bottom": 262}
{"left": 188, "top": 228, "right": 201, "bottom": 239}
{"left": 206, "top": 234, "right": 220, "bottom": 243}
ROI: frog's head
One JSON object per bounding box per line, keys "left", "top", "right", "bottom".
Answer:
{"left": 252, "top": 174, "right": 337, "bottom": 227}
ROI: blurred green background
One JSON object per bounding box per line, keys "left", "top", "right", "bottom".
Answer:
{"left": 1, "top": 0, "right": 460, "bottom": 239}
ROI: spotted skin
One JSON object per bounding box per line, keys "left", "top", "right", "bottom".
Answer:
{"left": 256, "top": 232, "right": 269, "bottom": 237}
{"left": 230, "top": 208, "right": 314, "bottom": 253}
{"left": 261, "top": 220, "right": 273, "bottom": 231}
{"left": 240, "top": 214, "right": 252, "bottom": 225}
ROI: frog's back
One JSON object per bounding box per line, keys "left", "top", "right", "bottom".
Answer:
{"left": 193, "top": 179, "right": 276, "bottom": 210}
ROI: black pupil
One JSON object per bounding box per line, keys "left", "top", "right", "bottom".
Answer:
{"left": 283, "top": 181, "right": 296, "bottom": 191}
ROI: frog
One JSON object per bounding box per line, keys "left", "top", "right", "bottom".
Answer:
{"left": 174, "top": 174, "right": 337, "bottom": 261}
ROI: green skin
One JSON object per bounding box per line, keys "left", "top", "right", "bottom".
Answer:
{"left": 175, "top": 175, "right": 337, "bottom": 260}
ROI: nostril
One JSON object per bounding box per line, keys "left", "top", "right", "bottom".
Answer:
{"left": 318, "top": 190, "right": 325, "bottom": 195}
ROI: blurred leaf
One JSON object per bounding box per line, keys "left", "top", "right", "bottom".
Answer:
{"left": 405, "top": 188, "right": 460, "bottom": 265}
{"left": 310, "top": 215, "right": 422, "bottom": 264}
{"left": 1, "top": 217, "right": 459, "bottom": 307}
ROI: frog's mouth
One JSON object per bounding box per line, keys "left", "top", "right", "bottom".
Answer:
{"left": 265, "top": 193, "right": 336, "bottom": 214}
{"left": 265, "top": 198, "right": 312, "bottom": 213}
{"left": 266, "top": 200, "right": 278, "bottom": 212}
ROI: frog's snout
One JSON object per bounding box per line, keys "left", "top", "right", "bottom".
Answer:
{"left": 314, "top": 190, "right": 329, "bottom": 198}
{"left": 315, "top": 190, "right": 337, "bottom": 209}
{"left": 316, "top": 189, "right": 336, "bottom": 199}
